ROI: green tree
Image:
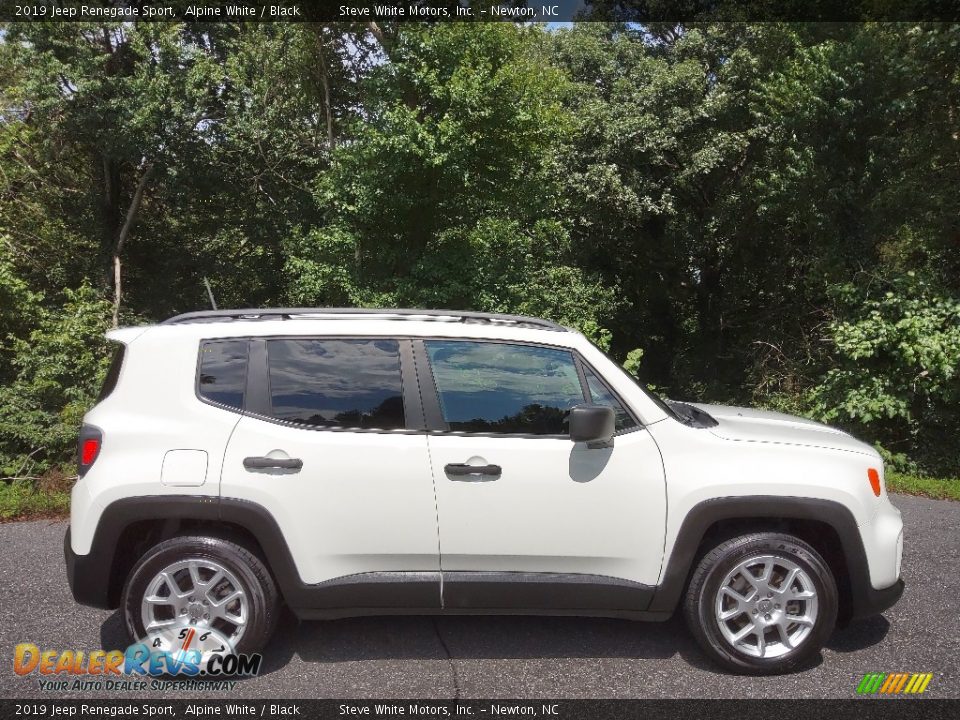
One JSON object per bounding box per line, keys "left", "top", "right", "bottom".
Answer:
{"left": 286, "top": 23, "right": 617, "bottom": 341}
{"left": 0, "top": 284, "right": 112, "bottom": 476}
{"left": 1, "top": 20, "right": 958, "bottom": 483}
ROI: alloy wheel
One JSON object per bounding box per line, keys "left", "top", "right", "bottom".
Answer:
{"left": 140, "top": 558, "right": 247, "bottom": 652}
{"left": 714, "top": 554, "right": 819, "bottom": 659}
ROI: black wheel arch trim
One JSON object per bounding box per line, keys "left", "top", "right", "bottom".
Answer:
{"left": 648, "top": 495, "right": 903, "bottom": 620}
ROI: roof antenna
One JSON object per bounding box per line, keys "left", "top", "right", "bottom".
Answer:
{"left": 203, "top": 277, "right": 218, "bottom": 310}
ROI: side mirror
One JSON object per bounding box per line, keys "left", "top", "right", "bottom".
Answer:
{"left": 568, "top": 404, "right": 615, "bottom": 447}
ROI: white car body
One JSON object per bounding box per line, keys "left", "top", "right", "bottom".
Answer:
{"left": 66, "top": 309, "right": 903, "bottom": 633}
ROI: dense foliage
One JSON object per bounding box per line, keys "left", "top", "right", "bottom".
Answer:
{"left": 0, "top": 21, "right": 957, "bottom": 480}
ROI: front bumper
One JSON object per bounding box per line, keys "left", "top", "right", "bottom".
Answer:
{"left": 64, "top": 527, "right": 113, "bottom": 610}
{"left": 845, "top": 498, "right": 904, "bottom": 619}
{"left": 851, "top": 577, "right": 905, "bottom": 620}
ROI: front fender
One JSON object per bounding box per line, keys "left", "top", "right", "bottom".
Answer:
{"left": 648, "top": 495, "right": 902, "bottom": 620}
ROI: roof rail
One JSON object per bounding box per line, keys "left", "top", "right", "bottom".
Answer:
{"left": 160, "top": 308, "right": 567, "bottom": 331}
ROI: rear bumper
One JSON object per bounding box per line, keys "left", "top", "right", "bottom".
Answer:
{"left": 851, "top": 577, "right": 905, "bottom": 620}
{"left": 64, "top": 527, "right": 113, "bottom": 610}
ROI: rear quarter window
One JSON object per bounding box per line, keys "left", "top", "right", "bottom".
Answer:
{"left": 96, "top": 344, "right": 125, "bottom": 403}
{"left": 198, "top": 340, "right": 248, "bottom": 410}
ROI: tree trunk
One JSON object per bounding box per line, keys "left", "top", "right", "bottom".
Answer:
{"left": 367, "top": 21, "right": 387, "bottom": 49}
{"left": 111, "top": 161, "right": 154, "bottom": 327}
{"left": 111, "top": 253, "right": 123, "bottom": 328}
{"left": 317, "top": 33, "right": 335, "bottom": 150}
{"left": 100, "top": 155, "right": 121, "bottom": 288}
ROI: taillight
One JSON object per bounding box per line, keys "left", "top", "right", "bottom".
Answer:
{"left": 81, "top": 439, "right": 99, "bottom": 464}
{"left": 867, "top": 467, "right": 882, "bottom": 497}
{"left": 78, "top": 425, "right": 102, "bottom": 477}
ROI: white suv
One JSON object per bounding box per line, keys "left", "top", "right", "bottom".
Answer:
{"left": 65, "top": 308, "right": 904, "bottom": 674}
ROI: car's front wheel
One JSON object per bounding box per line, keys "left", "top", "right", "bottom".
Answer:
{"left": 683, "top": 532, "right": 838, "bottom": 674}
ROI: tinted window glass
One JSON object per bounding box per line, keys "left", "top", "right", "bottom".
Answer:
{"left": 198, "top": 340, "right": 248, "bottom": 410}
{"left": 425, "top": 341, "right": 585, "bottom": 435}
{"left": 97, "top": 344, "right": 125, "bottom": 403}
{"left": 267, "top": 339, "right": 404, "bottom": 430}
{"left": 585, "top": 338, "right": 678, "bottom": 421}
{"left": 584, "top": 367, "right": 637, "bottom": 431}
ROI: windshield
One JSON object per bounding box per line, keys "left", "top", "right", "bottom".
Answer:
{"left": 585, "top": 341, "right": 680, "bottom": 421}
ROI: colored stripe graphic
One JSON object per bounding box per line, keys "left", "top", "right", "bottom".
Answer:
{"left": 879, "top": 674, "right": 897, "bottom": 693}
{"left": 893, "top": 673, "right": 910, "bottom": 693}
{"left": 857, "top": 673, "right": 932, "bottom": 694}
{"left": 857, "top": 673, "right": 885, "bottom": 694}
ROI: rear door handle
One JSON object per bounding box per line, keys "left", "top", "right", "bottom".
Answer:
{"left": 444, "top": 463, "right": 501, "bottom": 478}
{"left": 243, "top": 456, "right": 303, "bottom": 471}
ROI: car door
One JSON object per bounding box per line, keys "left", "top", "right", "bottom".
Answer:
{"left": 417, "top": 339, "right": 667, "bottom": 610}
{"left": 219, "top": 336, "right": 440, "bottom": 608}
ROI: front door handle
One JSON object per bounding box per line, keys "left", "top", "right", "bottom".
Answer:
{"left": 444, "top": 463, "right": 501, "bottom": 478}
{"left": 243, "top": 456, "right": 303, "bottom": 471}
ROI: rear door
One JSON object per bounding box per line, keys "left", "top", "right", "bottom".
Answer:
{"left": 218, "top": 336, "right": 440, "bottom": 608}
{"left": 417, "top": 339, "right": 667, "bottom": 610}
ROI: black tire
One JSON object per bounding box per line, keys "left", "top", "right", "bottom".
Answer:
{"left": 683, "top": 532, "right": 838, "bottom": 675}
{"left": 121, "top": 535, "right": 279, "bottom": 654}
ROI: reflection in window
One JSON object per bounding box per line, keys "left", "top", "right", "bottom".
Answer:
{"left": 198, "top": 340, "right": 248, "bottom": 410}
{"left": 267, "top": 339, "right": 405, "bottom": 430}
{"left": 584, "top": 367, "right": 637, "bottom": 431}
{"left": 425, "top": 341, "right": 585, "bottom": 435}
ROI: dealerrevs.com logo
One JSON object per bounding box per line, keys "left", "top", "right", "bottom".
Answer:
{"left": 857, "top": 672, "right": 934, "bottom": 695}
{"left": 13, "top": 637, "right": 261, "bottom": 691}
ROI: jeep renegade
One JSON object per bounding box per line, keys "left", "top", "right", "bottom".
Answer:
{"left": 64, "top": 308, "right": 904, "bottom": 674}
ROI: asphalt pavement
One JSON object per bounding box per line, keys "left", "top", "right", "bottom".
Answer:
{"left": 0, "top": 493, "right": 956, "bottom": 699}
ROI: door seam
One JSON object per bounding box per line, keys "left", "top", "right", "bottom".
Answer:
{"left": 411, "top": 339, "right": 445, "bottom": 609}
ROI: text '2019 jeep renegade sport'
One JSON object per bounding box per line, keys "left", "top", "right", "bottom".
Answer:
{"left": 65, "top": 308, "right": 904, "bottom": 674}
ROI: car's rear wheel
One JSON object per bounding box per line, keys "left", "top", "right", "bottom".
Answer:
{"left": 683, "top": 532, "right": 838, "bottom": 674}
{"left": 121, "top": 535, "right": 279, "bottom": 658}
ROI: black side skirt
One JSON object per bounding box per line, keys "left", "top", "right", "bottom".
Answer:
{"left": 443, "top": 571, "right": 655, "bottom": 612}
{"left": 291, "top": 570, "right": 659, "bottom": 621}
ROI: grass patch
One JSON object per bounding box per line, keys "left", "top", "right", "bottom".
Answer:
{"left": 887, "top": 472, "right": 960, "bottom": 501}
{"left": 0, "top": 471, "right": 72, "bottom": 521}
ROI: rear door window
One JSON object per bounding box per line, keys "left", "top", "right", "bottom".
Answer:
{"left": 266, "top": 339, "right": 405, "bottom": 430}
{"left": 198, "top": 340, "right": 248, "bottom": 410}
